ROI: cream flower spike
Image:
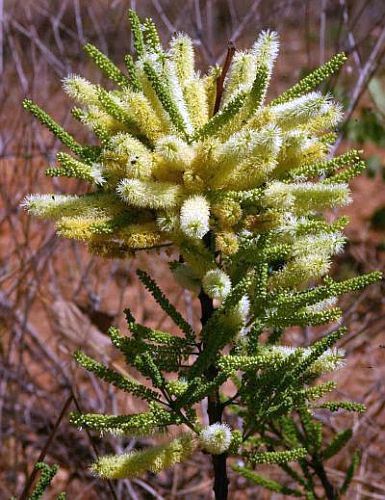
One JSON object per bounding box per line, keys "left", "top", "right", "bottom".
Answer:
{"left": 199, "top": 423, "right": 232, "bottom": 455}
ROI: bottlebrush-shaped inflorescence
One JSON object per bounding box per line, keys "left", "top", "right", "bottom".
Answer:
{"left": 24, "top": 11, "right": 353, "bottom": 281}
{"left": 23, "top": 10, "right": 381, "bottom": 498}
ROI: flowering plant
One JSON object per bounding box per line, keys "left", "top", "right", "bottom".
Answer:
{"left": 23, "top": 10, "right": 380, "bottom": 499}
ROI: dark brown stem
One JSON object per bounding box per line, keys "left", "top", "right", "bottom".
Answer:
{"left": 311, "top": 457, "right": 338, "bottom": 500}
{"left": 199, "top": 231, "right": 229, "bottom": 500}
{"left": 213, "top": 41, "right": 236, "bottom": 114}
{"left": 199, "top": 288, "right": 229, "bottom": 500}
{"left": 211, "top": 451, "right": 229, "bottom": 500}
{"left": 199, "top": 44, "right": 235, "bottom": 497}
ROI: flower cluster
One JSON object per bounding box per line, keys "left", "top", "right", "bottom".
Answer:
{"left": 22, "top": 10, "right": 358, "bottom": 292}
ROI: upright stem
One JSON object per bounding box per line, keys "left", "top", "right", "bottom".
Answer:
{"left": 312, "top": 457, "right": 338, "bottom": 500}
{"left": 213, "top": 41, "right": 236, "bottom": 114}
{"left": 199, "top": 288, "right": 229, "bottom": 500}
{"left": 199, "top": 44, "right": 236, "bottom": 500}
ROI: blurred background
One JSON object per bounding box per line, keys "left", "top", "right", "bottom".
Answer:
{"left": 1, "top": 0, "right": 385, "bottom": 498}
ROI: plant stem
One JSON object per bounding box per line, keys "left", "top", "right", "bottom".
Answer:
{"left": 214, "top": 41, "right": 236, "bottom": 114}
{"left": 199, "top": 287, "right": 229, "bottom": 500}
{"left": 199, "top": 43, "right": 235, "bottom": 497}
{"left": 311, "top": 457, "right": 338, "bottom": 500}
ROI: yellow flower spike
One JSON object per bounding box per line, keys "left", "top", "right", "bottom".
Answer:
{"left": 216, "top": 232, "right": 239, "bottom": 256}
{"left": 271, "top": 92, "right": 338, "bottom": 131}
{"left": 305, "top": 102, "right": 343, "bottom": 134}
{"left": 152, "top": 157, "right": 184, "bottom": 184}
{"left": 88, "top": 240, "right": 135, "bottom": 259}
{"left": 136, "top": 65, "right": 172, "bottom": 132}
{"left": 270, "top": 255, "right": 332, "bottom": 290}
{"left": 108, "top": 133, "right": 154, "bottom": 180}
{"left": 118, "top": 222, "right": 163, "bottom": 249}
{"left": 245, "top": 107, "right": 274, "bottom": 133}
{"left": 251, "top": 30, "right": 280, "bottom": 74}
{"left": 92, "top": 434, "right": 197, "bottom": 479}
{"left": 118, "top": 178, "right": 183, "bottom": 209}
{"left": 59, "top": 219, "right": 163, "bottom": 250}
{"left": 211, "top": 198, "right": 242, "bottom": 227}
{"left": 110, "top": 132, "right": 151, "bottom": 156}
{"left": 222, "top": 52, "right": 257, "bottom": 106}
{"left": 22, "top": 193, "right": 127, "bottom": 221}
{"left": 81, "top": 105, "right": 125, "bottom": 134}
{"left": 182, "top": 77, "right": 209, "bottom": 129}
{"left": 101, "top": 152, "right": 131, "bottom": 187}
{"left": 210, "top": 126, "right": 282, "bottom": 188}
{"left": 168, "top": 35, "right": 208, "bottom": 128}
{"left": 57, "top": 216, "right": 110, "bottom": 241}
{"left": 62, "top": 74, "right": 99, "bottom": 106}
{"left": 297, "top": 140, "right": 329, "bottom": 167}
{"left": 169, "top": 34, "right": 195, "bottom": 82}
{"left": 226, "top": 157, "right": 274, "bottom": 190}
{"left": 155, "top": 135, "right": 195, "bottom": 172}
{"left": 293, "top": 232, "right": 345, "bottom": 260}
{"left": 244, "top": 211, "right": 283, "bottom": 232}
{"left": 188, "top": 138, "right": 220, "bottom": 180}
{"left": 182, "top": 169, "right": 206, "bottom": 192}
{"left": 273, "top": 132, "right": 328, "bottom": 177}
{"left": 120, "top": 89, "right": 165, "bottom": 142}
{"left": 163, "top": 58, "right": 195, "bottom": 136}
{"left": 203, "top": 65, "right": 221, "bottom": 117}
{"left": 263, "top": 181, "right": 351, "bottom": 214}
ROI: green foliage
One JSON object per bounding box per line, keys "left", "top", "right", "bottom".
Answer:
{"left": 23, "top": 9, "right": 381, "bottom": 498}
{"left": 22, "top": 99, "right": 83, "bottom": 157}
{"left": 192, "top": 91, "right": 247, "bottom": 140}
{"left": 45, "top": 152, "right": 104, "bottom": 184}
{"left": 84, "top": 43, "right": 131, "bottom": 88}
{"left": 124, "top": 54, "right": 142, "bottom": 91}
{"left": 70, "top": 406, "right": 182, "bottom": 436}
{"left": 250, "top": 448, "right": 307, "bottom": 465}
{"left": 142, "top": 61, "right": 190, "bottom": 139}
{"left": 340, "top": 451, "right": 360, "bottom": 494}
{"left": 128, "top": 10, "right": 145, "bottom": 56}
{"left": 74, "top": 350, "right": 160, "bottom": 401}
{"left": 233, "top": 465, "right": 303, "bottom": 496}
{"left": 28, "top": 462, "right": 65, "bottom": 500}
{"left": 319, "top": 401, "right": 366, "bottom": 413}
{"left": 136, "top": 269, "right": 195, "bottom": 341}
{"left": 322, "top": 428, "right": 352, "bottom": 460}
{"left": 272, "top": 53, "right": 347, "bottom": 105}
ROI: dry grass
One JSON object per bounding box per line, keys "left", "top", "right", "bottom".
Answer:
{"left": 1, "top": 0, "right": 385, "bottom": 498}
